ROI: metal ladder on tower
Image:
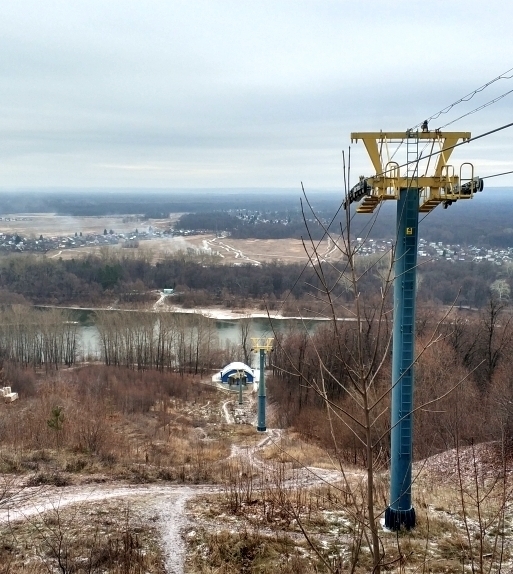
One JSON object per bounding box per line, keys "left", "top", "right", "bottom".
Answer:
{"left": 399, "top": 195, "right": 416, "bottom": 457}
{"left": 406, "top": 130, "right": 419, "bottom": 191}
{"left": 399, "top": 130, "right": 419, "bottom": 457}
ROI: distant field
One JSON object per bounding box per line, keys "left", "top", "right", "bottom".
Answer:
{"left": 0, "top": 213, "right": 179, "bottom": 236}
{"left": 0, "top": 214, "right": 343, "bottom": 264}
{"left": 49, "top": 235, "right": 339, "bottom": 264}
{"left": 185, "top": 235, "right": 343, "bottom": 264}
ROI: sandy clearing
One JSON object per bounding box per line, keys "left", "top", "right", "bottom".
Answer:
{"left": 164, "top": 304, "right": 357, "bottom": 321}
{"left": 0, "top": 213, "right": 345, "bottom": 266}
{"left": 0, "top": 214, "right": 176, "bottom": 236}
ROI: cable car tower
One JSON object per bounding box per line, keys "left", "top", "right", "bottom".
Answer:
{"left": 251, "top": 337, "right": 274, "bottom": 432}
{"left": 347, "top": 128, "right": 484, "bottom": 531}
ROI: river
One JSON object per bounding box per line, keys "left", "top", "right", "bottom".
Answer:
{"left": 77, "top": 312, "right": 331, "bottom": 360}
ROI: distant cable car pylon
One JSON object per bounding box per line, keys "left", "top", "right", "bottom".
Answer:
{"left": 251, "top": 337, "right": 274, "bottom": 432}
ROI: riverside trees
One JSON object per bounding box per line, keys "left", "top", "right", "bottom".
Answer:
{"left": 0, "top": 307, "right": 78, "bottom": 369}
{"left": 0, "top": 306, "right": 223, "bottom": 375}
{"left": 96, "top": 310, "right": 220, "bottom": 374}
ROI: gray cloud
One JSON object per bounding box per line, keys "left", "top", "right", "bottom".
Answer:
{"left": 1, "top": 0, "right": 513, "bottom": 188}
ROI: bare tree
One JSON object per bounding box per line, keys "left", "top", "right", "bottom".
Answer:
{"left": 239, "top": 314, "right": 252, "bottom": 366}
{"left": 270, "top": 174, "right": 478, "bottom": 571}
{"left": 270, "top": 185, "right": 396, "bottom": 570}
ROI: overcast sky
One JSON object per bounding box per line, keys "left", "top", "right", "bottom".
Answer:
{"left": 1, "top": 0, "right": 513, "bottom": 190}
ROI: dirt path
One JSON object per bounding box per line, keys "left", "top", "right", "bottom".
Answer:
{"left": 1, "top": 392, "right": 343, "bottom": 573}
{"left": 0, "top": 483, "right": 216, "bottom": 574}
{"left": 153, "top": 487, "right": 218, "bottom": 574}
{"left": 153, "top": 291, "right": 170, "bottom": 310}
{"left": 227, "top": 397, "right": 345, "bottom": 487}
{"left": 207, "top": 237, "right": 262, "bottom": 266}
{"left": 222, "top": 399, "right": 233, "bottom": 424}
{"left": 231, "top": 426, "right": 344, "bottom": 487}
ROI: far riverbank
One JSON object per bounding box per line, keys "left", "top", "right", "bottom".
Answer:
{"left": 35, "top": 303, "right": 357, "bottom": 322}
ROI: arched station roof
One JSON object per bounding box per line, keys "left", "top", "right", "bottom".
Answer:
{"left": 220, "top": 362, "right": 254, "bottom": 382}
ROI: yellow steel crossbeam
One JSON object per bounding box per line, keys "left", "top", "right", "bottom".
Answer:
{"left": 251, "top": 337, "right": 274, "bottom": 352}
{"left": 350, "top": 131, "right": 471, "bottom": 175}
{"left": 350, "top": 131, "right": 475, "bottom": 213}
{"left": 367, "top": 176, "right": 459, "bottom": 189}
{"left": 351, "top": 132, "right": 471, "bottom": 139}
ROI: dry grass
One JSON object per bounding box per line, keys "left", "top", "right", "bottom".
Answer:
{"left": 50, "top": 234, "right": 343, "bottom": 266}
{"left": 0, "top": 365, "right": 234, "bottom": 485}
{"left": 186, "top": 526, "right": 318, "bottom": 574}
{"left": 0, "top": 498, "right": 165, "bottom": 574}
{"left": 184, "top": 455, "right": 513, "bottom": 574}
{"left": 0, "top": 213, "right": 329, "bottom": 265}
{"left": 185, "top": 235, "right": 321, "bottom": 265}
{"left": 2, "top": 364, "right": 513, "bottom": 573}
{"left": 259, "top": 431, "right": 340, "bottom": 470}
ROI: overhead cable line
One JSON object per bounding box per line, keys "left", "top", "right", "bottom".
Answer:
{"left": 438, "top": 88, "right": 513, "bottom": 129}
{"left": 410, "top": 66, "right": 513, "bottom": 131}
{"left": 406, "top": 101, "right": 509, "bottom": 180}
{"left": 376, "top": 120, "right": 513, "bottom": 179}
{"left": 391, "top": 69, "right": 513, "bottom": 162}
{"left": 481, "top": 169, "right": 513, "bottom": 180}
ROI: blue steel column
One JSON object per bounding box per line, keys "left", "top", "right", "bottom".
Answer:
{"left": 257, "top": 349, "right": 266, "bottom": 432}
{"left": 239, "top": 375, "right": 243, "bottom": 405}
{"left": 385, "top": 187, "right": 419, "bottom": 530}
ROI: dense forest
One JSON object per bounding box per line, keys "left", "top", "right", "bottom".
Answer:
{"left": 0, "top": 187, "right": 513, "bottom": 246}
{"left": 268, "top": 296, "right": 513, "bottom": 465}
{"left": 0, "top": 189, "right": 311, "bottom": 217}
{"left": 0, "top": 250, "right": 506, "bottom": 310}
{"left": 173, "top": 188, "right": 513, "bottom": 247}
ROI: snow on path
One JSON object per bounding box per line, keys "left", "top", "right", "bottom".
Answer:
{"left": 153, "top": 291, "right": 168, "bottom": 310}
{"left": 0, "top": 484, "right": 143, "bottom": 522}
{"left": 0, "top": 483, "right": 219, "bottom": 574}
{"left": 0, "top": 396, "right": 343, "bottom": 574}
{"left": 206, "top": 238, "right": 261, "bottom": 266}
{"left": 156, "top": 487, "right": 201, "bottom": 574}
{"left": 230, "top": 425, "right": 346, "bottom": 488}
{"left": 222, "top": 399, "right": 233, "bottom": 424}
{"left": 324, "top": 237, "right": 340, "bottom": 260}
{"left": 0, "top": 483, "right": 206, "bottom": 524}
